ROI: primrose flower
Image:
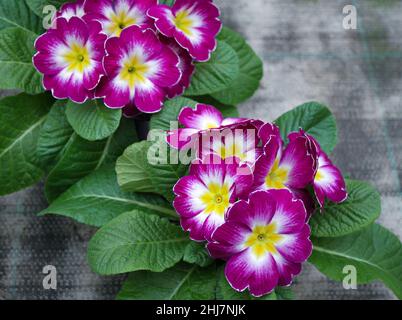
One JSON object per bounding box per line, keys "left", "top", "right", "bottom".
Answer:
{"left": 95, "top": 25, "right": 181, "bottom": 113}
{"left": 173, "top": 156, "right": 253, "bottom": 242}
{"left": 160, "top": 36, "right": 195, "bottom": 99}
{"left": 148, "top": 0, "right": 222, "bottom": 62}
{"left": 166, "top": 104, "right": 250, "bottom": 150}
{"left": 208, "top": 190, "right": 312, "bottom": 297}
{"left": 253, "top": 127, "right": 316, "bottom": 192}
{"left": 33, "top": 17, "right": 106, "bottom": 103}
{"left": 56, "top": 0, "right": 86, "bottom": 21}
{"left": 85, "top": 0, "right": 156, "bottom": 37}
{"left": 199, "top": 125, "right": 262, "bottom": 167}
{"left": 289, "top": 131, "right": 348, "bottom": 208}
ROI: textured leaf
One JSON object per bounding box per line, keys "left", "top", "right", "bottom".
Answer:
{"left": 275, "top": 101, "right": 337, "bottom": 154}
{"left": 215, "top": 266, "right": 289, "bottom": 300}
{"left": 185, "top": 40, "right": 239, "bottom": 96}
{"left": 37, "top": 100, "right": 74, "bottom": 169}
{"left": 183, "top": 242, "right": 214, "bottom": 267}
{"left": 211, "top": 27, "right": 263, "bottom": 105}
{"left": 310, "top": 180, "right": 381, "bottom": 237}
{"left": 0, "top": 93, "right": 53, "bottom": 196}
{"left": 39, "top": 166, "right": 177, "bottom": 227}
{"left": 66, "top": 100, "right": 122, "bottom": 141}
{"left": 0, "top": 27, "right": 43, "bottom": 94}
{"left": 191, "top": 95, "right": 239, "bottom": 118}
{"left": 310, "top": 224, "right": 402, "bottom": 299}
{"left": 117, "top": 263, "right": 216, "bottom": 300}
{"left": 26, "top": 0, "right": 65, "bottom": 17}
{"left": 88, "top": 210, "right": 190, "bottom": 275}
{"left": 45, "top": 118, "right": 137, "bottom": 202}
{"left": 0, "top": 0, "right": 42, "bottom": 34}
{"left": 151, "top": 96, "right": 238, "bottom": 131}
{"left": 116, "top": 140, "right": 188, "bottom": 202}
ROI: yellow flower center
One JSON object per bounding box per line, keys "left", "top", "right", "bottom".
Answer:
{"left": 245, "top": 224, "right": 283, "bottom": 257}
{"left": 63, "top": 42, "right": 90, "bottom": 73}
{"left": 108, "top": 10, "right": 137, "bottom": 36}
{"left": 173, "top": 10, "right": 194, "bottom": 36}
{"left": 315, "top": 169, "right": 324, "bottom": 182}
{"left": 219, "top": 143, "right": 247, "bottom": 162}
{"left": 119, "top": 55, "right": 150, "bottom": 89}
{"left": 265, "top": 159, "right": 289, "bottom": 189}
{"left": 200, "top": 182, "right": 230, "bottom": 216}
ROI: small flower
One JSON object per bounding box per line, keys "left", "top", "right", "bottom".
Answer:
{"left": 208, "top": 190, "right": 312, "bottom": 297}
{"left": 33, "top": 17, "right": 106, "bottom": 103}
{"left": 314, "top": 152, "right": 348, "bottom": 207}
{"left": 289, "top": 130, "right": 348, "bottom": 208}
{"left": 95, "top": 25, "right": 181, "bottom": 113}
{"left": 85, "top": 0, "right": 157, "bottom": 37}
{"left": 57, "top": 0, "right": 86, "bottom": 21}
{"left": 253, "top": 129, "right": 316, "bottom": 191}
{"left": 166, "top": 103, "right": 250, "bottom": 150}
{"left": 173, "top": 156, "right": 253, "bottom": 242}
{"left": 148, "top": 0, "right": 222, "bottom": 62}
{"left": 160, "top": 36, "right": 195, "bottom": 99}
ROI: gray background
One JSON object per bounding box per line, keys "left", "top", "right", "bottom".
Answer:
{"left": 0, "top": 0, "right": 401, "bottom": 299}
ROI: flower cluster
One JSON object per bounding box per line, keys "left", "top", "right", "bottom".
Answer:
{"left": 170, "top": 104, "right": 348, "bottom": 297}
{"left": 33, "top": 0, "right": 221, "bottom": 114}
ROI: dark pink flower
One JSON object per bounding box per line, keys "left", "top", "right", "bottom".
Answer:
{"left": 85, "top": 0, "right": 157, "bottom": 37}
{"left": 95, "top": 25, "right": 181, "bottom": 113}
{"left": 173, "top": 156, "right": 253, "bottom": 242}
{"left": 33, "top": 17, "right": 106, "bottom": 103}
{"left": 148, "top": 0, "right": 222, "bottom": 62}
{"left": 208, "top": 190, "right": 312, "bottom": 297}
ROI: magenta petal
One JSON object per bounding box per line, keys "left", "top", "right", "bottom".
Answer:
{"left": 252, "top": 137, "right": 280, "bottom": 189}
{"left": 166, "top": 128, "right": 199, "bottom": 150}
{"left": 274, "top": 257, "right": 302, "bottom": 287}
{"left": 179, "top": 104, "right": 223, "bottom": 130}
{"left": 248, "top": 253, "right": 279, "bottom": 297}
{"left": 258, "top": 123, "right": 283, "bottom": 148}
{"left": 280, "top": 136, "right": 315, "bottom": 189}
{"left": 276, "top": 225, "right": 313, "bottom": 263}
{"left": 224, "top": 250, "right": 254, "bottom": 293}
{"left": 181, "top": 214, "right": 208, "bottom": 242}
{"left": 314, "top": 154, "right": 348, "bottom": 207}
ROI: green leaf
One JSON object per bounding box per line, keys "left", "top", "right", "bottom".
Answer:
{"left": 117, "top": 263, "right": 216, "bottom": 300}
{"left": 0, "top": 27, "right": 43, "bottom": 94}
{"left": 211, "top": 27, "right": 263, "bottom": 105}
{"left": 158, "top": 0, "right": 175, "bottom": 6}
{"left": 25, "top": 0, "right": 65, "bottom": 17}
{"left": 116, "top": 140, "right": 188, "bottom": 202}
{"left": 88, "top": 210, "right": 190, "bottom": 275}
{"left": 184, "top": 40, "right": 239, "bottom": 96}
{"left": 0, "top": 93, "right": 53, "bottom": 196}
{"left": 310, "top": 180, "right": 381, "bottom": 237}
{"left": 183, "top": 242, "right": 214, "bottom": 267}
{"left": 151, "top": 96, "right": 238, "bottom": 131}
{"left": 45, "top": 117, "right": 137, "bottom": 202}
{"left": 215, "top": 266, "right": 287, "bottom": 300}
{"left": 310, "top": 224, "right": 402, "bottom": 299}
{"left": 275, "top": 101, "right": 337, "bottom": 154}
{"left": 39, "top": 166, "right": 177, "bottom": 227}
{"left": 66, "top": 100, "right": 122, "bottom": 141}
{"left": 37, "top": 100, "right": 74, "bottom": 169}
{"left": 0, "top": 0, "right": 42, "bottom": 34}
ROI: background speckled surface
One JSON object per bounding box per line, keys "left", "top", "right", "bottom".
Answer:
{"left": 0, "top": 0, "right": 401, "bottom": 300}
